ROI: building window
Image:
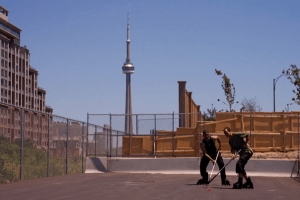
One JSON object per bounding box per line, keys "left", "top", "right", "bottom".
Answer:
{"left": 53, "top": 143, "right": 57, "bottom": 148}
{"left": 1, "top": 41, "right": 8, "bottom": 49}
{"left": 1, "top": 59, "right": 7, "bottom": 68}
{"left": 76, "top": 143, "right": 79, "bottom": 148}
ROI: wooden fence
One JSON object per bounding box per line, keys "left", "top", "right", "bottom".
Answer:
{"left": 122, "top": 112, "right": 300, "bottom": 156}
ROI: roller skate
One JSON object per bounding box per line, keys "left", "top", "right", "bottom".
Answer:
{"left": 197, "top": 178, "right": 208, "bottom": 185}
{"left": 233, "top": 178, "right": 243, "bottom": 189}
{"left": 243, "top": 177, "right": 254, "bottom": 189}
{"left": 222, "top": 178, "right": 231, "bottom": 186}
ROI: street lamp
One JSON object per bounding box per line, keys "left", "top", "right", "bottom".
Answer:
{"left": 273, "top": 72, "right": 291, "bottom": 112}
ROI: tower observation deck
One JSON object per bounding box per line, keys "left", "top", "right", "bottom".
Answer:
{"left": 122, "top": 14, "right": 134, "bottom": 74}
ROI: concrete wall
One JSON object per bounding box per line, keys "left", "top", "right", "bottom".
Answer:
{"left": 86, "top": 157, "right": 299, "bottom": 177}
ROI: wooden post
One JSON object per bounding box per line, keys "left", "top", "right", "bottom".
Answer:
{"left": 271, "top": 113, "right": 274, "bottom": 132}
{"left": 189, "top": 92, "right": 192, "bottom": 128}
{"left": 178, "top": 81, "right": 186, "bottom": 128}
{"left": 252, "top": 113, "right": 255, "bottom": 132}
{"left": 233, "top": 111, "right": 236, "bottom": 132}
{"left": 240, "top": 109, "right": 244, "bottom": 132}
{"left": 289, "top": 112, "right": 293, "bottom": 131}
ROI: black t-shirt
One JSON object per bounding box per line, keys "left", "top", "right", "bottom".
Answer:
{"left": 201, "top": 136, "right": 217, "bottom": 156}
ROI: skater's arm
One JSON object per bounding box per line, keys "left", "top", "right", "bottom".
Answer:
{"left": 212, "top": 136, "right": 221, "bottom": 150}
{"left": 205, "top": 153, "right": 217, "bottom": 165}
{"left": 230, "top": 145, "right": 236, "bottom": 160}
{"left": 243, "top": 135, "right": 249, "bottom": 149}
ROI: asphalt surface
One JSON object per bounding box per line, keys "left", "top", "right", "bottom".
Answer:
{"left": 0, "top": 173, "right": 300, "bottom": 200}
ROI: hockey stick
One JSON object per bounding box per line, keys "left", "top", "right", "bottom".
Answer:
{"left": 207, "top": 149, "right": 241, "bottom": 184}
{"left": 209, "top": 150, "right": 220, "bottom": 179}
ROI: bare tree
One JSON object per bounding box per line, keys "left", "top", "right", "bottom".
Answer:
{"left": 203, "top": 106, "right": 217, "bottom": 121}
{"left": 241, "top": 97, "right": 262, "bottom": 112}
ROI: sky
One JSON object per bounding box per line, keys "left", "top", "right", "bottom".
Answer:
{"left": 1, "top": 0, "right": 300, "bottom": 122}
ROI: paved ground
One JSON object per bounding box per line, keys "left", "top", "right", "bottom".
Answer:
{"left": 0, "top": 173, "right": 300, "bottom": 200}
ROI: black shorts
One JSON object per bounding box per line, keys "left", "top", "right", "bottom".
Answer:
{"left": 236, "top": 152, "right": 252, "bottom": 175}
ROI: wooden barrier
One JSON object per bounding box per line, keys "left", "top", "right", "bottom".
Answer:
{"left": 122, "top": 112, "right": 300, "bottom": 156}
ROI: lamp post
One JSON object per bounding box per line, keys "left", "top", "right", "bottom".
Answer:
{"left": 273, "top": 72, "right": 291, "bottom": 112}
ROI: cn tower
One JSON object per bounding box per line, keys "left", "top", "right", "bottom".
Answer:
{"left": 122, "top": 13, "right": 134, "bottom": 135}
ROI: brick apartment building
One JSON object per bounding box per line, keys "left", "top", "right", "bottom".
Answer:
{"left": 0, "top": 5, "right": 106, "bottom": 158}
{"left": 0, "top": 5, "right": 53, "bottom": 148}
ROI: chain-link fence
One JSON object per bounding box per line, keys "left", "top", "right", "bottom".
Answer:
{"left": 88, "top": 112, "right": 300, "bottom": 175}
{"left": 88, "top": 113, "right": 201, "bottom": 158}
{"left": 0, "top": 103, "right": 89, "bottom": 184}
{"left": 1, "top": 109, "right": 299, "bottom": 184}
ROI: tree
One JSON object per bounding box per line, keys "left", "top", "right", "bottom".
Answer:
{"left": 203, "top": 106, "right": 217, "bottom": 121}
{"left": 215, "top": 69, "right": 237, "bottom": 112}
{"left": 241, "top": 97, "right": 262, "bottom": 112}
{"left": 285, "top": 65, "right": 300, "bottom": 105}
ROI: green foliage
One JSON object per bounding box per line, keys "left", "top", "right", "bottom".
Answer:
{"left": 0, "top": 135, "right": 20, "bottom": 183}
{"left": 0, "top": 135, "right": 84, "bottom": 184}
{"left": 286, "top": 65, "right": 300, "bottom": 105}
{"left": 215, "top": 69, "right": 236, "bottom": 112}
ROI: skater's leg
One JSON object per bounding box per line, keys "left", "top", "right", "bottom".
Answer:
{"left": 216, "top": 154, "right": 226, "bottom": 179}
{"left": 234, "top": 153, "right": 253, "bottom": 189}
{"left": 243, "top": 173, "right": 253, "bottom": 189}
{"left": 197, "top": 156, "right": 209, "bottom": 184}
{"left": 232, "top": 174, "right": 243, "bottom": 189}
{"left": 217, "top": 154, "right": 230, "bottom": 185}
{"left": 236, "top": 154, "right": 251, "bottom": 176}
{"left": 200, "top": 156, "right": 209, "bottom": 179}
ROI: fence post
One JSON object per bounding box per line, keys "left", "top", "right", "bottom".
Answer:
{"left": 199, "top": 112, "right": 202, "bottom": 157}
{"left": 95, "top": 125, "right": 97, "bottom": 158}
{"left": 298, "top": 113, "right": 300, "bottom": 176}
{"left": 136, "top": 115, "right": 138, "bottom": 135}
{"left": 66, "top": 119, "right": 69, "bottom": 175}
{"left": 82, "top": 122, "right": 84, "bottom": 173}
{"left": 87, "top": 113, "right": 89, "bottom": 157}
{"left": 47, "top": 114, "right": 50, "bottom": 177}
{"left": 250, "top": 114, "right": 252, "bottom": 148}
{"left": 108, "top": 114, "right": 111, "bottom": 157}
{"left": 240, "top": 109, "right": 244, "bottom": 132}
{"left": 154, "top": 114, "right": 157, "bottom": 157}
{"left": 172, "top": 112, "right": 175, "bottom": 157}
{"left": 116, "top": 131, "right": 119, "bottom": 157}
{"left": 283, "top": 111, "right": 286, "bottom": 153}
{"left": 110, "top": 121, "right": 112, "bottom": 158}
{"left": 20, "top": 109, "right": 24, "bottom": 181}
